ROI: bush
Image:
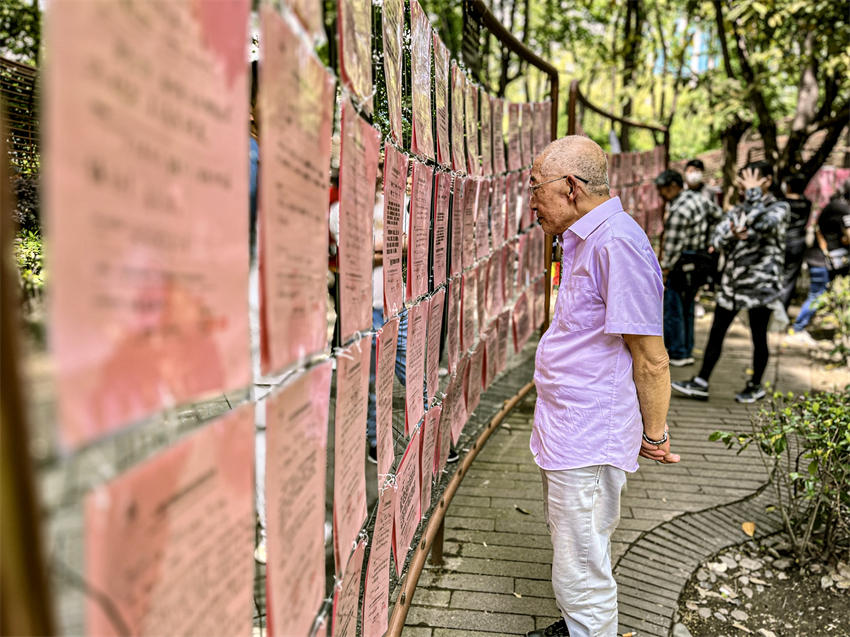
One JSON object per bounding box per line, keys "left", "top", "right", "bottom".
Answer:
{"left": 14, "top": 228, "right": 44, "bottom": 307}
{"left": 710, "top": 389, "right": 850, "bottom": 564}
{"left": 11, "top": 172, "right": 40, "bottom": 232}
{"left": 813, "top": 275, "right": 850, "bottom": 364}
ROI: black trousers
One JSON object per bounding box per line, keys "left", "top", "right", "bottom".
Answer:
{"left": 698, "top": 305, "right": 772, "bottom": 385}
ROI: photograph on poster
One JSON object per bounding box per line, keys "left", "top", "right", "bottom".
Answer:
{"left": 410, "top": 0, "right": 434, "bottom": 159}
{"left": 450, "top": 63, "right": 467, "bottom": 173}
{"left": 382, "top": 0, "right": 404, "bottom": 144}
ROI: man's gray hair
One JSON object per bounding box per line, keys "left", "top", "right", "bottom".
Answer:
{"left": 539, "top": 136, "right": 610, "bottom": 197}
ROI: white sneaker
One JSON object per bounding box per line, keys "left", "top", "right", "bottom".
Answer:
{"left": 254, "top": 539, "right": 267, "bottom": 564}
{"left": 694, "top": 304, "right": 706, "bottom": 318}
{"left": 669, "top": 357, "right": 695, "bottom": 367}
{"left": 785, "top": 330, "right": 818, "bottom": 348}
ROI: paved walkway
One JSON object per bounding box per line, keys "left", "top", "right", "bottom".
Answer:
{"left": 403, "top": 311, "right": 846, "bottom": 636}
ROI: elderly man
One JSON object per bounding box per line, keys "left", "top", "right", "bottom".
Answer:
{"left": 526, "top": 136, "right": 679, "bottom": 637}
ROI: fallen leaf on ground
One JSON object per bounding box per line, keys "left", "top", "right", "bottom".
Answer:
{"left": 514, "top": 505, "right": 531, "bottom": 515}
{"left": 513, "top": 592, "right": 522, "bottom": 598}
{"left": 732, "top": 622, "right": 752, "bottom": 633}
{"left": 742, "top": 521, "right": 756, "bottom": 536}
{"left": 621, "top": 633, "right": 634, "bottom": 637}
{"left": 482, "top": 542, "right": 487, "bottom": 547}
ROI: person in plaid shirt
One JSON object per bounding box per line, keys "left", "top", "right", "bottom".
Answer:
{"left": 655, "top": 169, "right": 718, "bottom": 366}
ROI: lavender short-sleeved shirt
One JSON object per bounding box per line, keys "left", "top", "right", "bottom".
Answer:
{"left": 531, "top": 197, "right": 663, "bottom": 473}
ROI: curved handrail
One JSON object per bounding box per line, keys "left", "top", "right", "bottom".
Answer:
{"left": 386, "top": 380, "right": 535, "bottom": 635}
{"left": 568, "top": 79, "right": 668, "bottom": 135}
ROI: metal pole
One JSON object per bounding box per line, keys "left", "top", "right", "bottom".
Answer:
{"left": 567, "top": 79, "right": 578, "bottom": 136}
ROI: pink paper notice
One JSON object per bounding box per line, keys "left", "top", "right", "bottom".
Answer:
{"left": 461, "top": 270, "right": 478, "bottom": 352}
{"left": 449, "top": 175, "right": 465, "bottom": 276}
{"left": 407, "top": 161, "right": 433, "bottom": 301}
{"left": 467, "top": 343, "right": 484, "bottom": 415}
{"left": 260, "top": 8, "right": 334, "bottom": 375}
{"left": 461, "top": 178, "right": 478, "bottom": 269}
{"left": 490, "top": 176, "right": 506, "bottom": 250}
{"left": 496, "top": 309, "right": 511, "bottom": 375}
{"left": 405, "top": 301, "right": 428, "bottom": 435}
{"left": 85, "top": 404, "right": 254, "bottom": 637}
{"left": 332, "top": 537, "right": 366, "bottom": 637}
{"left": 446, "top": 276, "right": 461, "bottom": 374}
{"left": 382, "top": 0, "right": 404, "bottom": 144}
{"left": 362, "top": 485, "right": 395, "bottom": 637}
{"left": 483, "top": 324, "right": 498, "bottom": 391}
{"left": 450, "top": 63, "right": 467, "bottom": 173}
{"left": 266, "top": 362, "right": 332, "bottom": 637}
{"left": 426, "top": 288, "right": 446, "bottom": 403}
{"left": 338, "top": 0, "right": 373, "bottom": 113}
{"left": 449, "top": 356, "right": 470, "bottom": 444}
{"left": 465, "top": 77, "right": 480, "bottom": 175}
{"left": 492, "top": 97, "right": 507, "bottom": 175}
{"left": 474, "top": 179, "right": 491, "bottom": 261}
{"left": 532, "top": 277, "right": 546, "bottom": 330}
{"left": 290, "top": 0, "right": 323, "bottom": 37}
{"left": 333, "top": 338, "right": 371, "bottom": 576}
{"left": 375, "top": 317, "right": 400, "bottom": 483}
{"left": 393, "top": 429, "right": 421, "bottom": 576}
{"left": 383, "top": 145, "right": 409, "bottom": 318}
{"left": 519, "top": 168, "right": 532, "bottom": 229}
{"left": 506, "top": 172, "right": 519, "bottom": 239}
{"left": 479, "top": 88, "right": 492, "bottom": 176}
{"left": 432, "top": 172, "right": 451, "bottom": 288}
{"left": 437, "top": 393, "right": 453, "bottom": 478}
{"left": 512, "top": 290, "right": 532, "bottom": 353}
{"left": 507, "top": 102, "right": 522, "bottom": 171}
{"left": 421, "top": 405, "right": 441, "bottom": 513}
{"left": 521, "top": 103, "right": 534, "bottom": 167}
{"left": 476, "top": 262, "right": 488, "bottom": 332}
{"left": 433, "top": 34, "right": 451, "bottom": 168}
{"left": 410, "top": 0, "right": 434, "bottom": 159}
{"left": 339, "top": 100, "right": 380, "bottom": 342}
{"left": 47, "top": 0, "right": 251, "bottom": 448}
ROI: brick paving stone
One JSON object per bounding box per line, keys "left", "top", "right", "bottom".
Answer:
{"left": 406, "top": 607, "right": 534, "bottom": 634}
{"left": 417, "top": 572, "right": 515, "bottom": 594}
{"left": 460, "top": 543, "right": 552, "bottom": 564}
{"left": 448, "top": 529, "right": 551, "bottom": 549}
{"left": 450, "top": 590, "right": 560, "bottom": 616}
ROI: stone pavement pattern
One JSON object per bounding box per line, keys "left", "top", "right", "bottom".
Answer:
{"left": 403, "top": 312, "right": 843, "bottom": 636}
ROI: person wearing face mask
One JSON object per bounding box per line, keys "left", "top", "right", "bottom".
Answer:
{"left": 685, "top": 159, "right": 723, "bottom": 211}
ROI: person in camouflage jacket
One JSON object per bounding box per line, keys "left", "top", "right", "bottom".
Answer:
{"left": 672, "top": 161, "right": 789, "bottom": 404}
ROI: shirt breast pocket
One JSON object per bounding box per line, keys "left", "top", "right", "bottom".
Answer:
{"left": 559, "top": 275, "right": 605, "bottom": 333}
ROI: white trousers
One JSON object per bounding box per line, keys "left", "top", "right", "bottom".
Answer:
{"left": 540, "top": 465, "right": 627, "bottom": 637}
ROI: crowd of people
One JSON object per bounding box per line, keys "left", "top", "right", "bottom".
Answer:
{"left": 655, "top": 158, "right": 850, "bottom": 403}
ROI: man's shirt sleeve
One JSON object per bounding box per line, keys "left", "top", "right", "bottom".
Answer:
{"left": 598, "top": 237, "right": 664, "bottom": 336}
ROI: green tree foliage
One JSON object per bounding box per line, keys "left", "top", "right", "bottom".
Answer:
{"left": 0, "top": 0, "right": 40, "bottom": 66}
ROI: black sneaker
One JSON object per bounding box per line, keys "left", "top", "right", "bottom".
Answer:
{"left": 735, "top": 381, "right": 766, "bottom": 403}
{"left": 671, "top": 377, "right": 709, "bottom": 400}
{"left": 526, "top": 618, "right": 569, "bottom": 636}
{"left": 367, "top": 444, "right": 378, "bottom": 464}
{"left": 446, "top": 448, "right": 459, "bottom": 463}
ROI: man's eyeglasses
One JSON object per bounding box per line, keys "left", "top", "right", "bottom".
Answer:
{"left": 528, "top": 174, "right": 590, "bottom": 195}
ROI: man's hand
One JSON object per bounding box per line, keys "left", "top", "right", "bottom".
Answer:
{"left": 638, "top": 425, "right": 680, "bottom": 464}
{"left": 735, "top": 167, "right": 769, "bottom": 193}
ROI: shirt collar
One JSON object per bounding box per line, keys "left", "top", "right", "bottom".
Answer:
{"left": 565, "top": 196, "right": 624, "bottom": 241}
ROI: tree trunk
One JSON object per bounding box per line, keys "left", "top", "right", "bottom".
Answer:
{"left": 721, "top": 118, "right": 750, "bottom": 207}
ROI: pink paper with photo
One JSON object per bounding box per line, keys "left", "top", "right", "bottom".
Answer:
{"left": 339, "top": 100, "right": 380, "bottom": 342}
{"left": 405, "top": 301, "right": 428, "bottom": 435}
{"left": 333, "top": 338, "right": 371, "bottom": 576}
{"left": 332, "top": 537, "right": 366, "bottom": 637}
{"left": 426, "top": 288, "right": 445, "bottom": 403}
{"left": 407, "top": 161, "right": 433, "bottom": 301}
{"left": 85, "top": 404, "right": 254, "bottom": 637}
{"left": 375, "top": 317, "right": 399, "bottom": 484}
{"left": 383, "top": 145, "right": 409, "bottom": 318}
{"left": 47, "top": 0, "right": 251, "bottom": 448}
{"left": 450, "top": 63, "right": 467, "bottom": 174}
{"left": 266, "top": 362, "right": 332, "bottom": 637}
{"left": 393, "top": 429, "right": 421, "bottom": 576}
{"left": 410, "top": 0, "right": 434, "bottom": 159}
{"left": 338, "top": 0, "right": 373, "bottom": 113}
{"left": 260, "top": 8, "right": 334, "bottom": 375}
{"left": 362, "top": 484, "right": 395, "bottom": 637}
{"left": 432, "top": 172, "right": 450, "bottom": 288}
